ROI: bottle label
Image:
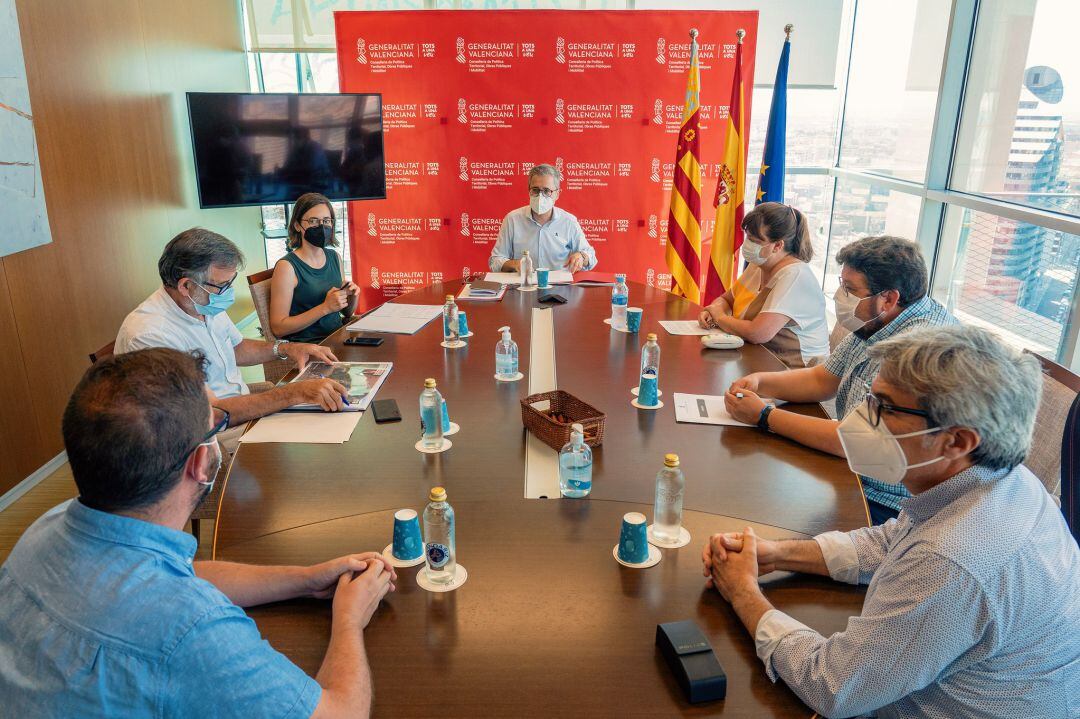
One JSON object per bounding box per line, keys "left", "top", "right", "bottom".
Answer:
{"left": 420, "top": 405, "right": 441, "bottom": 434}
{"left": 611, "top": 295, "right": 628, "bottom": 306}
{"left": 426, "top": 543, "right": 451, "bottom": 568}
{"left": 496, "top": 356, "right": 517, "bottom": 375}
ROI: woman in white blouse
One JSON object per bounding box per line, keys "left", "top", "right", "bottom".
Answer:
{"left": 697, "top": 202, "right": 829, "bottom": 367}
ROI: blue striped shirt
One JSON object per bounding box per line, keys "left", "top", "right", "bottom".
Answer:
{"left": 823, "top": 296, "right": 956, "bottom": 511}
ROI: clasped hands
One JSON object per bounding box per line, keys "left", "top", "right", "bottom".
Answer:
{"left": 702, "top": 527, "right": 777, "bottom": 604}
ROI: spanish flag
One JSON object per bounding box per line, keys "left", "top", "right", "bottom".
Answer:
{"left": 664, "top": 29, "right": 703, "bottom": 304}
{"left": 704, "top": 29, "right": 746, "bottom": 305}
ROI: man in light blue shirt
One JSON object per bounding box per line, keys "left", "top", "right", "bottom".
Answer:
{"left": 705, "top": 326, "right": 1080, "bottom": 718}
{"left": 0, "top": 348, "right": 396, "bottom": 718}
{"left": 488, "top": 163, "right": 598, "bottom": 274}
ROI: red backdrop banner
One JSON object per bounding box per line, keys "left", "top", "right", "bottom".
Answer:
{"left": 335, "top": 10, "right": 757, "bottom": 309}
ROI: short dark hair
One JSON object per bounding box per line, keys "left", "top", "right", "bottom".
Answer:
{"left": 287, "top": 193, "right": 338, "bottom": 250}
{"left": 158, "top": 228, "right": 245, "bottom": 288}
{"left": 742, "top": 202, "right": 813, "bottom": 262}
{"left": 835, "top": 235, "right": 928, "bottom": 306}
{"left": 62, "top": 348, "right": 210, "bottom": 512}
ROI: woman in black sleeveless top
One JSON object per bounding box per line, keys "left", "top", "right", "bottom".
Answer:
{"left": 269, "top": 193, "right": 360, "bottom": 343}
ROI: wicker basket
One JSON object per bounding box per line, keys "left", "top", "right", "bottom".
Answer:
{"left": 520, "top": 390, "right": 606, "bottom": 450}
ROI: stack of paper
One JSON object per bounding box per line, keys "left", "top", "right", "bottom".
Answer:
{"left": 346, "top": 303, "right": 443, "bottom": 334}
{"left": 658, "top": 320, "right": 715, "bottom": 336}
{"left": 239, "top": 411, "right": 363, "bottom": 444}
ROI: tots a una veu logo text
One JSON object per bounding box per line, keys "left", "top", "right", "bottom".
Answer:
{"left": 555, "top": 37, "right": 566, "bottom": 64}
{"left": 555, "top": 98, "right": 565, "bottom": 124}
{"left": 460, "top": 213, "right": 471, "bottom": 237}
{"left": 656, "top": 38, "right": 666, "bottom": 64}
{"left": 356, "top": 39, "right": 367, "bottom": 64}
{"left": 367, "top": 212, "right": 377, "bottom": 237}
{"left": 456, "top": 37, "right": 466, "bottom": 63}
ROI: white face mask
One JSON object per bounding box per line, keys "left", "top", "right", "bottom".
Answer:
{"left": 741, "top": 240, "right": 772, "bottom": 266}
{"left": 836, "top": 407, "right": 944, "bottom": 485}
{"left": 530, "top": 192, "right": 555, "bottom": 215}
{"left": 833, "top": 287, "right": 883, "bottom": 333}
{"left": 193, "top": 439, "right": 222, "bottom": 508}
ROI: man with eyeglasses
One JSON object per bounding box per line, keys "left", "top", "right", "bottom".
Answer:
{"left": 116, "top": 228, "right": 350, "bottom": 447}
{"left": 702, "top": 326, "right": 1079, "bottom": 718}
{"left": 723, "top": 235, "right": 955, "bottom": 524}
{"left": 0, "top": 349, "right": 396, "bottom": 717}
{"left": 488, "top": 163, "right": 598, "bottom": 274}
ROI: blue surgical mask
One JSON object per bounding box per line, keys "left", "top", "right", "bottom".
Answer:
{"left": 190, "top": 282, "right": 235, "bottom": 316}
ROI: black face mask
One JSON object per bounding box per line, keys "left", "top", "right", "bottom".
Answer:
{"left": 304, "top": 224, "right": 333, "bottom": 248}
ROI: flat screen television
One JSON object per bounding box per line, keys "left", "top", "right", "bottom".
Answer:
{"left": 186, "top": 92, "right": 386, "bottom": 209}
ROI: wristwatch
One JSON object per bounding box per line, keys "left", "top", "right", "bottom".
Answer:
{"left": 272, "top": 339, "right": 290, "bottom": 360}
{"left": 757, "top": 403, "right": 776, "bottom": 432}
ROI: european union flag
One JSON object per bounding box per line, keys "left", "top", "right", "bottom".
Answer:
{"left": 756, "top": 32, "right": 790, "bottom": 205}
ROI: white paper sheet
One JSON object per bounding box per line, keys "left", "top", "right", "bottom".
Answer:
{"left": 346, "top": 303, "right": 443, "bottom": 334}
{"left": 457, "top": 284, "right": 506, "bottom": 301}
{"left": 658, "top": 320, "right": 715, "bottom": 336}
{"left": 673, "top": 393, "right": 785, "bottom": 427}
{"left": 239, "top": 411, "right": 363, "bottom": 444}
{"left": 485, "top": 270, "right": 574, "bottom": 286}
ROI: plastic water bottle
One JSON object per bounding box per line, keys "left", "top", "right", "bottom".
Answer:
{"left": 611, "top": 273, "right": 629, "bottom": 329}
{"left": 520, "top": 250, "right": 535, "bottom": 287}
{"left": 559, "top": 423, "right": 593, "bottom": 498}
{"left": 419, "top": 378, "right": 444, "bottom": 450}
{"left": 495, "top": 325, "right": 519, "bottom": 379}
{"left": 423, "top": 486, "right": 456, "bottom": 584}
{"left": 641, "top": 333, "right": 661, "bottom": 379}
{"left": 653, "top": 453, "right": 685, "bottom": 543}
{"left": 442, "top": 294, "right": 459, "bottom": 344}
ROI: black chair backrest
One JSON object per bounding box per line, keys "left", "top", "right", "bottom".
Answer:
{"left": 1062, "top": 393, "right": 1080, "bottom": 544}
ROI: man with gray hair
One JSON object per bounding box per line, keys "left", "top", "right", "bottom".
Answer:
{"left": 116, "top": 228, "right": 349, "bottom": 433}
{"left": 488, "top": 163, "right": 598, "bottom": 274}
{"left": 725, "top": 235, "right": 956, "bottom": 524}
{"left": 704, "top": 325, "right": 1080, "bottom": 718}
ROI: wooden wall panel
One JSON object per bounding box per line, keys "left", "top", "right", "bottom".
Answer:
{"left": 0, "top": 0, "right": 264, "bottom": 495}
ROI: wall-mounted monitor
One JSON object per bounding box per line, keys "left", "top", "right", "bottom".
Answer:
{"left": 186, "top": 92, "right": 386, "bottom": 209}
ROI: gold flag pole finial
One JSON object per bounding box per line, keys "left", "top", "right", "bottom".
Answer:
{"left": 735, "top": 28, "right": 745, "bottom": 44}
{"left": 784, "top": 24, "right": 794, "bottom": 40}
{"left": 690, "top": 28, "right": 699, "bottom": 42}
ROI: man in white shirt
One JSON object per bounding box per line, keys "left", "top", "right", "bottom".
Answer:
{"left": 703, "top": 325, "right": 1080, "bottom": 718}
{"left": 488, "top": 164, "right": 598, "bottom": 274}
{"left": 116, "top": 228, "right": 348, "bottom": 429}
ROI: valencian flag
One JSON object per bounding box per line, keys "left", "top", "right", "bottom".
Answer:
{"left": 757, "top": 26, "right": 791, "bottom": 204}
{"left": 664, "top": 28, "right": 704, "bottom": 304}
{"left": 704, "top": 29, "right": 747, "bottom": 305}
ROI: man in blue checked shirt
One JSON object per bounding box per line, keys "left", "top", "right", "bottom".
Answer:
{"left": 0, "top": 348, "right": 396, "bottom": 718}
{"left": 725, "top": 235, "right": 955, "bottom": 524}
{"left": 706, "top": 326, "right": 1080, "bottom": 718}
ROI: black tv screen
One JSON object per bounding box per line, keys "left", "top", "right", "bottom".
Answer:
{"left": 187, "top": 92, "right": 386, "bottom": 208}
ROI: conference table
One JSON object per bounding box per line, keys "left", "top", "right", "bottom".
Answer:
{"left": 214, "top": 280, "right": 869, "bottom": 717}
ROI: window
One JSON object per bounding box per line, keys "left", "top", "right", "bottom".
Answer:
{"left": 934, "top": 205, "right": 1078, "bottom": 358}
{"left": 838, "top": 0, "right": 949, "bottom": 182}
{"left": 823, "top": 178, "right": 922, "bottom": 294}
{"left": 950, "top": 0, "right": 1080, "bottom": 217}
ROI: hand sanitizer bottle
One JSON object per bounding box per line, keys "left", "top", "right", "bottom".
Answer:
{"left": 495, "top": 326, "right": 519, "bottom": 379}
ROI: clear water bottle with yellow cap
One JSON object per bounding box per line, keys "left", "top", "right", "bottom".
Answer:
{"left": 442, "top": 294, "right": 460, "bottom": 345}
{"left": 419, "top": 378, "right": 444, "bottom": 450}
{"left": 652, "top": 453, "right": 685, "bottom": 543}
{"left": 423, "top": 486, "right": 456, "bottom": 584}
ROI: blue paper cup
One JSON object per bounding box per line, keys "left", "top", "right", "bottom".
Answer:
{"left": 441, "top": 399, "right": 452, "bottom": 433}
{"left": 458, "top": 311, "right": 470, "bottom": 336}
{"left": 626, "top": 307, "right": 643, "bottom": 332}
{"left": 537, "top": 267, "right": 550, "bottom": 288}
{"left": 637, "top": 373, "right": 659, "bottom": 407}
{"left": 392, "top": 508, "right": 423, "bottom": 560}
{"left": 618, "top": 512, "right": 650, "bottom": 564}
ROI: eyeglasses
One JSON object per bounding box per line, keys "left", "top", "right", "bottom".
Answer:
{"left": 301, "top": 217, "right": 334, "bottom": 228}
{"left": 193, "top": 273, "right": 238, "bottom": 295}
{"left": 528, "top": 187, "right": 556, "bottom": 198}
{"left": 158, "top": 408, "right": 230, "bottom": 480}
{"left": 862, "top": 383, "right": 930, "bottom": 428}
